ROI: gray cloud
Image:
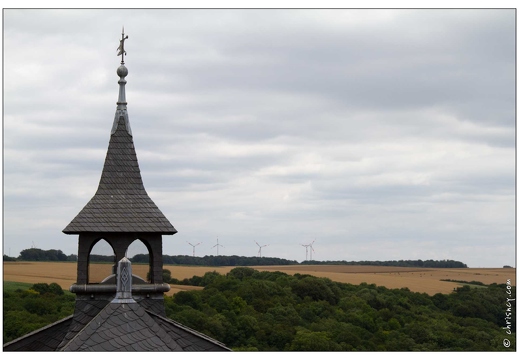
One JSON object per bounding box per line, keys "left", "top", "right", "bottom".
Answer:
{"left": 3, "top": 9, "right": 515, "bottom": 267}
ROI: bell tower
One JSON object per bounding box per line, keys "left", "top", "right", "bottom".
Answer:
{"left": 62, "top": 28, "right": 176, "bottom": 317}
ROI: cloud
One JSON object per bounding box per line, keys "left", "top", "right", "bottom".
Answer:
{"left": 3, "top": 9, "right": 515, "bottom": 267}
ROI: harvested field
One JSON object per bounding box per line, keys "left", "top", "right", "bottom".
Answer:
{"left": 250, "top": 265, "right": 516, "bottom": 295}
{"left": 3, "top": 262, "right": 515, "bottom": 296}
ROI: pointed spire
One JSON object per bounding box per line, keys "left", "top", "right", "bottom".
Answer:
{"left": 62, "top": 29, "right": 176, "bottom": 235}
{"left": 112, "top": 28, "right": 132, "bottom": 136}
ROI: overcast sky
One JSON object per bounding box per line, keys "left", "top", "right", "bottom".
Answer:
{"left": 2, "top": 8, "right": 516, "bottom": 267}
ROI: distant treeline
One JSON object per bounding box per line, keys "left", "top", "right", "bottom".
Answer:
{"left": 5, "top": 248, "right": 78, "bottom": 262}
{"left": 132, "top": 254, "right": 299, "bottom": 266}
{"left": 301, "top": 259, "right": 468, "bottom": 268}
{"left": 6, "top": 248, "right": 468, "bottom": 268}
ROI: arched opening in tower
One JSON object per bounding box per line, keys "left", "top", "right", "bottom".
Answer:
{"left": 88, "top": 238, "right": 115, "bottom": 284}
{"left": 127, "top": 239, "right": 152, "bottom": 283}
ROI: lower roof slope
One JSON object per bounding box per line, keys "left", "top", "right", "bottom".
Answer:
{"left": 3, "top": 315, "right": 74, "bottom": 352}
{"left": 60, "top": 302, "right": 182, "bottom": 351}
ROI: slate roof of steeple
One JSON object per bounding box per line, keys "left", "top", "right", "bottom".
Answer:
{"left": 62, "top": 61, "right": 176, "bottom": 235}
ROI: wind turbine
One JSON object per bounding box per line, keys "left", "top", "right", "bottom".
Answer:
{"left": 301, "top": 243, "right": 310, "bottom": 261}
{"left": 212, "top": 238, "right": 224, "bottom": 256}
{"left": 301, "top": 240, "right": 315, "bottom": 261}
{"left": 309, "top": 240, "right": 315, "bottom": 260}
{"left": 187, "top": 241, "right": 202, "bottom": 257}
{"left": 255, "top": 241, "right": 269, "bottom": 258}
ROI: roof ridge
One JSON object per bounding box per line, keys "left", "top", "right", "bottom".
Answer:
{"left": 57, "top": 302, "right": 112, "bottom": 351}
{"left": 146, "top": 310, "right": 231, "bottom": 350}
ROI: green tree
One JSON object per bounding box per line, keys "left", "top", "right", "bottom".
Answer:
{"left": 291, "top": 276, "right": 340, "bottom": 305}
{"left": 31, "top": 283, "right": 64, "bottom": 296}
{"left": 172, "top": 290, "right": 201, "bottom": 309}
{"left": 289, "top": 329, "right": 341, "bottom": 351}
{"left": 228, "top": 267, "right": 257, "bottom": 280}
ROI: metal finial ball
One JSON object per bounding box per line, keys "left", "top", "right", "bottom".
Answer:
{"left": 117, "top": 65, "right": 128, "bottom": 77}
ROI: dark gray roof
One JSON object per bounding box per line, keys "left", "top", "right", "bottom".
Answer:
{"left": 57, "top": 299, "right": 111, "bottom": 349}
{"left": 63, "top": 116, "right": 176, "bottom": 234}
{"left": 59, "top": 301, "right": 230, "bottom": 351}
{"left": 60, "top": 302, "right": 183, "bottom": 351}
{"left": 3, "top": 315, "right": 74, "bottom": 352}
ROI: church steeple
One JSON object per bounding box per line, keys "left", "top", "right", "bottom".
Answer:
{"left": 63, "top": 30, "right": 176, "bottom": 290}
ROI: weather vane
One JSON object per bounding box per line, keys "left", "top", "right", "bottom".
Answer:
{"left": 117, "top": 27, "right": 129, "bottom": 64}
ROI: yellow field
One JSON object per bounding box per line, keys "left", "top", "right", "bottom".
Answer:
{"left": 248, "top": 265, "right": 515, "bottom": 295}
{"left": 3, "top": 262, "right": 515, "bottom": 296}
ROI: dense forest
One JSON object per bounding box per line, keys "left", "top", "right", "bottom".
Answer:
{"left": 3, "top": 268, "right": 515, "bottom": 350}
{"left": 6, "top": 248, "right": 469, "bottom": 268}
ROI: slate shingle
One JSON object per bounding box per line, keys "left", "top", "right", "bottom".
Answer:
{"left": 63, "top": 117, "right": 176, "bottom": 235}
